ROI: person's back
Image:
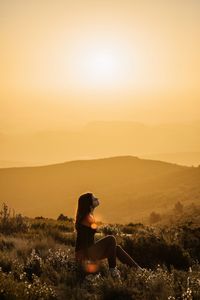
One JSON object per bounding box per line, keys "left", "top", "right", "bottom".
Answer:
{"left": 75, "top": 223, "right": 97, "bottom": 251}
{"left": 75, "top": 214, "right": 98, "bottom": 261}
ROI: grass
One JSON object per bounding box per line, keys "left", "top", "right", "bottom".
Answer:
{"left": 0, "top": 203, "right": 199, "bottom": 299}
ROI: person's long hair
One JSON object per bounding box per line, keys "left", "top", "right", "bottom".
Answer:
{"left": 75, "top": 192, "right": 93, "bottom": 230}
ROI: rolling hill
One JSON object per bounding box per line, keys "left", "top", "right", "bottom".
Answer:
{"left": 0, "top": 156, "right": 200, "bottom": 224}
{"left": 1, "top": 121, "right": 200, "bottom": 168}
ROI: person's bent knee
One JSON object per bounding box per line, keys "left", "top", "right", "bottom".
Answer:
{"left": 116, "top": 244, "right": 122, "bottom": 249}
{"left": 106, "top": 235, "right": 116, "bottom": 246}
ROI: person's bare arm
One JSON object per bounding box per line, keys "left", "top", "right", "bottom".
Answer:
{"left": 81, "top": 214, "right": 98, "bottom": 230}
{"left": 81, "top": 214, "right": 94, "bottom": 227}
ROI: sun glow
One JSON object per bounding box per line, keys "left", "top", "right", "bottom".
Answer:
{"left": 66, "top": 38, "right": 136, "bottom": 90}
{"left": 69, "top": 48, "right": 122, "bottom": 89}
{"left": 90, "top": 52, "right": 115, "bottom": 73}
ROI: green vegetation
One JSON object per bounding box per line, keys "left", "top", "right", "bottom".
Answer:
{"left": 0, "top": 203, "right": 199, "bottom": 299}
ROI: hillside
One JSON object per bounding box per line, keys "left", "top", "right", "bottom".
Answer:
{"left": 0, "top": 156, "right": 200, "bottom": 223}
{"left": 0, "top": 203, "right": 199, "bottom": 299}
{"left": 1, "top": 121, "right": 200, "bottom": 168}
{"left": 141, "top": 151, "right": 200, "bottom": 167}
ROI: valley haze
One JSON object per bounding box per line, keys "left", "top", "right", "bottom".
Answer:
{"left": 0, "top": 120, "right": 200, "bottom": 168}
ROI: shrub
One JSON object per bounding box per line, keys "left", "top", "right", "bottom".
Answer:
{"left": 0, "top": 269, "right": 57, "bottom": 300}
{"left": 174, "top": 201, "right": 184, "bottom": 214}
{"left": 48, "top": 229, "right": 76, "bottom": 246}
{"left": 24, "top": 249, "right": 43, "bottom": 280}
{"left": 56, "top": 222, "right": 74, "bottom": 232}
{"left": 0, "top": 251, "right": 13, "bottom": 273}
{"left": 122, "top": 234, "right": 191, "bottom": 270}
{"left": 57, "top": 214, "right": 74, "bottom": 223}
{"left": 149, "top": 211, "right": 161, "bottom": 224}
{"left": 100, "top": 280, "right": 134, "bottom": 300}
{"left": 45, "top": 248, "right": 71, "bottom": 271}
{"left": 0, "top": 237, "right": 14, "bottom": 251}
{"left": 99, "top": 224, "right": 120, "bottom": 236}
{"left": 0, "top": 203, "right": 28, "bottom": 234}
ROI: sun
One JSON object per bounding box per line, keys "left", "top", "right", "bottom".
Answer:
{"left": 77, "top": 47, "right": 121, "bottom": 88}
{"left": 86, "top": 51, "right": 117, "bottom": 80}
{"left": 63, "top": 36, "right": 138, "bottom": 91}
{"left": 66, "top": 39, "right": 132, "bottom": 90}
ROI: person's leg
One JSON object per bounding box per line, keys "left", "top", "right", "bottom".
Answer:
{"left": 116, "top": 245, "right": 141, "bottom": 269}
{"left": 86, "top": 236, "right": 141, "bottom": 267}
{"left": 86, "top": 235, "right": 117, "bottom": 268}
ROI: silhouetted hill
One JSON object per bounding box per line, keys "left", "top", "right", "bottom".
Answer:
{"left": 0, "top": 121, "right": 200, "bottom": 167}
{"left": 0, "top": 156, "right": 200, "bottom": 223}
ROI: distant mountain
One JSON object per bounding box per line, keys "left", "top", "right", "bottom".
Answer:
{"left": 0, "top": 156, "right": 199, "bottom": 224}
{"left": 0, "top": 121, "right": 200, "bottom": 168}
{"left": 0, "top": 160, "right": 44, "bottom": 168}
{"left": 141, "top": 152, "right": 200, "bottom": 167}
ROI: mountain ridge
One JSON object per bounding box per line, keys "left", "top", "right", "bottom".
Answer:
{"left": 1, "top": 120, "right": 200, "bottom": 167}
{"left": 0, "top": 155, "right": 199, "bottom": 223}
{"left": 0, "top": 155, "right": 191, "bottom": 170}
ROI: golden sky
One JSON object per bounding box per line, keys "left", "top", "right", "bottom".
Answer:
{"left": 0, "top": 0, "right": 200, "bottom": 133}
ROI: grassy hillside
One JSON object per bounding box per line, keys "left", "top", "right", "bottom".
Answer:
{"left": 0, "top": 156, "right": 200, "bottom": 223}
{"left": 0, "top": 203, "right": 199, "bottom": 300}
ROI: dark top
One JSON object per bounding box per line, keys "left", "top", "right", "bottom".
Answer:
{"left": 75, "top": 223, "right": 97, "bottom": 252}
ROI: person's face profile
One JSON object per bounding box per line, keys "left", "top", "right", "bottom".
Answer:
{"left": 92, "top": 195, "right": 100, "bottom": 208}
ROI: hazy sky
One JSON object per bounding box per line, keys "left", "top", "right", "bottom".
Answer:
{"left": 1, "top": 0, "right": 200, "bottom": 133}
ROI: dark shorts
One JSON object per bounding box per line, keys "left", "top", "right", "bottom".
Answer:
{"left": 75, "top": 249, "right": 89, "bottom": 262}
{"left": 75, "top": 242, "right": 99, "bottom": 262}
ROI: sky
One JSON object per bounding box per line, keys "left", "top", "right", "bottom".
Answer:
{"left": 0, "top": 0, "right": 200, "bottom": 133}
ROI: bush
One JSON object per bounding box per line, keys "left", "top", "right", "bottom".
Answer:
{"left": 122, "top": 234, "right": 191, "bottom": 270}
{"left": 0, "top": 269, "right": 57, "bottom": 300}
{"left": 0, "top": 251, "right": 13, "bottom": 273}
{"left": 99, "top": 224, "right": 120, "bottom": 236}
{"left": 122, "top": 223, "right": 144, "bottom": 234}
{"left": 45, "top": 248, "right": 71, "bottom": 271}
{"left": 24, "top": 249, "right": 43, "bottom": 280}
{"left": 0, "top": 203, "right": 28, "bottom": 234}
{"left": 0, "top": 237, "right": 14, "bottom": 251}
{"left": 57, "top": 214, "right": 74, "bottom": 223}
{"left": 149, "top": 211, "right": 161, "bottom": 224}
{"left": 31, "top": 219, "right": 74, "bottom": 234}
{"left": 100, "top": 280, "right": 134, "bottom": 300}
